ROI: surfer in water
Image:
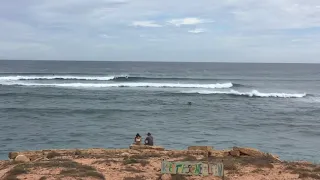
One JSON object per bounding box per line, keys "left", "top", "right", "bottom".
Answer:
{"left": 188, "top": 102, "right": 192, "bottom": 105}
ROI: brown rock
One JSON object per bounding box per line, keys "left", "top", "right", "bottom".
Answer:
{"left": 233, "top": 147, "right": 265, "bottom": 157}
{"left": 14, "top": 155, "right": 30, "bottom": 163}
{"left": 74, "top": 149, "right": 82, "bottom": 156}
{"left": 8, "top": 152, "right": 19, "bottom": 159}
{"left": 128, "top": 150, "right": 141, "bottom": 154}
{"left": 129, "top": 145, "right": 165, "bottom": 151}
{"left": 160, "top": 174, "right": 171, "bottom": 180}
{"left": 296, "top": 161, "right": 312, "bottom": 165}
{"left": 187, "top": 146, "right": 213, "bottom": 151}
{"left": 230, "top": 150, "right": 240, "bottom": 157}
{"left": 266, "top": 153, "right": 281, "bottom": 162}
{"left": 121, "top": 152, "right": 130, "bottom": 157}
{"left": 223, "top": 151, "right": 230, "bottom": 157}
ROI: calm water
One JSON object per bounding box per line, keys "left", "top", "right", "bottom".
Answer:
{"left": 0, "top": 60, "right": 319, "bottom": 161}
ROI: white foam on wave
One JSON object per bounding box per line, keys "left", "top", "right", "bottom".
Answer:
{"left": 0, "top": 82, "right": 233, "bottom": 89}
{"left": 182, "top": 89, "right": 306, "bottom": 98}
{"left": 0, "top": 75, "right": 116, "bottom": 81}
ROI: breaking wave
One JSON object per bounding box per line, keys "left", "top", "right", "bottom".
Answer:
{"left": 1, "top": 75, "right": 320, "bottom": 83}
{"left": 112, "top": 76, "right": 204, "bottom": 82}
{"left": 0, "top": 75, "right": 218, "bottom": 81}
{"left": 0, "top": 75, "right": 115, "bottom": 81}
{"left": 0, "top": 75, "right": 246, "bottom": 83}
{"left": 0, "top": 82, "right": 233, "bottom": 89}
{"left": 181, "top": 90, "right": 307, "bottom": 98}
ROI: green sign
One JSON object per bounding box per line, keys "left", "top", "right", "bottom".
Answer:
{"left": 161, "top": 160, "right": 224, "bottom": 177}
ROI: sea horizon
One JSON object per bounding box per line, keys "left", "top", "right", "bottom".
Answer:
{"left": 1, "top": 59, "right": 320, "bottom": 65}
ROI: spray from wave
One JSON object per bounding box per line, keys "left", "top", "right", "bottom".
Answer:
{"left": 0, "top": 82, "right": 233, "bottom": 89}
{"left": 181, "top": 89, "right": 306, "bottom": 98}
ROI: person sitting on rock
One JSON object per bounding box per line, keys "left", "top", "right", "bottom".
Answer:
{"left": 144, "top": 132, "right": 153, "bottom": 146}
{"left": 134, "top": 133, "right": 141, "bottom": 145}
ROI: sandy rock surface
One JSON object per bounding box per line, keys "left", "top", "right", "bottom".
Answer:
{"left": 0, "top": 146, "right": 319, "bottom": 180}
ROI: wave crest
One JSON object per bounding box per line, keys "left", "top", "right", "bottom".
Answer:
{"left": 0, "top": 75, "right": 115, "bottom": 81}
{"left": 0, "top": 82, "right": 233, "bottom": 89}
{"left": 182, "top": 90, "right": 306, "bottom": 98}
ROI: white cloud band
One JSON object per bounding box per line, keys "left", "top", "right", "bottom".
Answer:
{"left": 188, "top": 28, "right": 206, "bottom": 34}
{"left": 168, "top": 17, "right": 213, "bottom": 26}
{"left": 131, "top": 21, "right": 162, "bottom": 27}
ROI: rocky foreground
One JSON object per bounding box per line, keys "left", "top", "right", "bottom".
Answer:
{"left": 0, "top": 145, "right": 319, "bottom": 180}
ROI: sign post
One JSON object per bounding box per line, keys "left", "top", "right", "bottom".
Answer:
{"left": 161, "top": 160, "right": 224, "bottom": 178}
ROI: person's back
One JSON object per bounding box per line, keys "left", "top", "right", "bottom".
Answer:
{"left": 145, "top": 132, "right": 153, "bottom": 146}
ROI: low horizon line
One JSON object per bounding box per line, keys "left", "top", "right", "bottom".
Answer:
{"left": 0, "top": 59, "right": 319, "bottom": 64}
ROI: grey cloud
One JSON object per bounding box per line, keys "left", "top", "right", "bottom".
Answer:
{"left": 32, "top": 0, "right": 129, "bottom": 15}
{"left": 1, "top": 0, "right": 320, "bottom": 62}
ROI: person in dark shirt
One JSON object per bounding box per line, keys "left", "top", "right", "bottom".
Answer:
{"left": 144, "top": 132, "right": 153, "bottom": 146}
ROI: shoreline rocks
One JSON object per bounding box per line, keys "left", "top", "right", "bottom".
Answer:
{"left": 14, "top": 155, "right": 30, "bottom": 163}
{"left": 188, "top": 146, "right": 213, "bottom": 151}
{"left": 233, "top": 147, "right": 266, "bottom": 157}
{"left": 129, "top": 144, "right": 165, "bottom": 151}
{"left": 8, "top": 152, "right": 18, "bottom": 160}
{"left": 1, "top": 146, "right": 318, "bottom": 180}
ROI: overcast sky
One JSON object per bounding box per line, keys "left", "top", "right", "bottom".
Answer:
{"left": 1, "top": 0, "right": 320, "bottom": 63}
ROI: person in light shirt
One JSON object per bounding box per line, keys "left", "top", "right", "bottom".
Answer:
{"left": 134, "top": 133, "right": 141, "bottom": 145}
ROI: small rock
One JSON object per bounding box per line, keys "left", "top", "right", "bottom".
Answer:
{"left": 129, "top": 145, "right": 165, "bottom": 151}
{"left": 8, "top": 152, "right": 19, "bottom": 159}
{"left": 230, "top": 150, "right": 240, "bottom": 157}
{"left": 223, "top": 151, "right": 230, "bottom": 157}
{"left": 74, "top": 149, "right": 82, "bottom": 155}
{"left": 188, "top": 146, "right": 213, "bottom": 151}
{"left": 266, "top": 153, "right": 281, "bottom": 162}
{"left": 160, "top": 174, "right": 171, "bottom": 180}
{"left": 15, "top": 155, "right": 30, "bottom": 163}
{"left": 153, "top": 167, "right": 161, "bottom": 172}
{"left": 233, "top": 147, "right": 265, "bottom": 157}
{"left": 121, "top": 152, "right": 130, "bottom": 157}
{"left": 130, "top": 150, "right": 140, "bottom": 154}
{"left": 297, "top": 161, "right": 312, "bottom": 165}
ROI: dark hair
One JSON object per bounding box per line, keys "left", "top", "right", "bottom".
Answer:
{"left": 136, "top": 133, "right": 141, "bottom": 137}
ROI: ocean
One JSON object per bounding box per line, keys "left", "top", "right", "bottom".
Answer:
{"left": 0, "top": 60, "right": 319, "bottom": 162}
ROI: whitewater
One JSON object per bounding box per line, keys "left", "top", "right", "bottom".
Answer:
{"left": 181, "top": 89, "right": 307, "bottom": 98}
{"left": 0, "top": 75, "right": 116, "bottom": 81}
{"left": 0, "top": 75, "right": 308, "bottom": 98}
